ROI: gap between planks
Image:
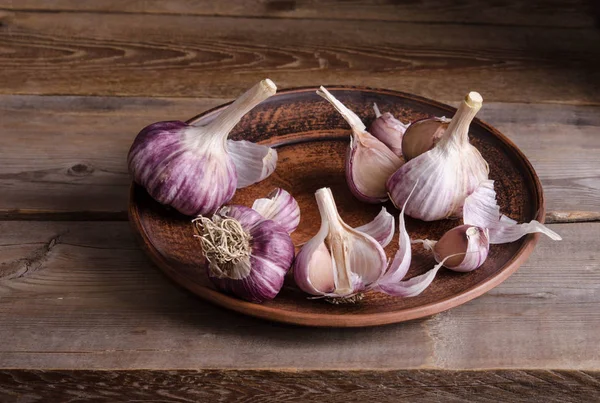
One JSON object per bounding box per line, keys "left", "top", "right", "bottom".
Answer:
{"left": 0, "top": 209, "right": 598, "bottom": 223}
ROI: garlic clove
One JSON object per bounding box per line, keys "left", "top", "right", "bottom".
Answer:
{"left": 463, "top": 180, "right": 562, "bottom": 243}
{"left": 355, "top": 207, "right": 395, "bottom": 248}
{"left": 420, "top": 225, "right": 489, "bottom": 272}
{"left": 193, "top": 204, "right": 294, "bottom": 302}
{"left": 368, "top": 103, "right": 408, "bottom": 158}
{"left": 387, "top": 92, "right": 489, "bottom": 221}
{"left": 317, "top": 87, "right": 403, "bottom": 203}
{"left": 252, "top": 188, "right": 301, "bottom": 234}
{"left": 401, "top": 117, "right": 450, "bottom": 161}
{"left": 293, "top": 187, "right": 387, "bottom": 298}
{"left": 228, "top": 140, "right": 278, "bottom": 189}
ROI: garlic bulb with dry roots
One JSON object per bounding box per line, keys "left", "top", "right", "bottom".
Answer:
{"left": 463, "top": 180, "right": 562, "bottom": 243}
{"left": 293, "top": 188, "right": 388, "bottom": 298}
{"left": 316, "top": 87, "right": 403, "bottom": 203}
{"left": 417, "top": 225, "right": 490, "bottom": 272}
{"left": 387, "top": 92, "right": 489, "bottom": 221}
{"left": 193, "top": 198, "right": 296, "bottom": 303}
{"left": 402, "top": 116, "right": 451, "bottom": 161}
{"left": 368, "top": 103, "right": 408, "bottom": 158}
{"left": 128, "top": 79, "right": 278, "bottom": 216}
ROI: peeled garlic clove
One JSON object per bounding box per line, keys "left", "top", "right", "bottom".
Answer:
{"left": 420, "top": 225, "right": 489, "bottom": 272}
{"left": 252, "top": 188, "right": 300, "bottom": 234}
{"left": 355, "top": 207, "right": 395, "bottom": 248}
{"left": 317, "top": 87, "right": 403, "bottom": 203}
{"left": 463, "top": 180, "right": 562, "bottom": 243}
{"left": 402, "top": 116, "right": 451, "bottom": 161}
{"left": 368, "top": 103, "right": 408, "bottom": 158}
{"left": 293, "top": 188, "right": 387, "bottom": 297}
{"left": 128, "top": 79, "right": 278, "bottom": 216}
{"left": 193, "top": 205, "right": 294, "bottom": 302}
{"left": 387, "top": 92, "right": 489, "bottom": 221}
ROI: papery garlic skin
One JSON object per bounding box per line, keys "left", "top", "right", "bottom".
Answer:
{"left": 387, "top": 92, "right": 489, "bottom": 221}
{"left": 317, "top": 87, "right": 403, "bottom": 203}
{"left": 293, "top": 188, "right": 387, "bottom": 297}
{"left": 128, "top": 79, "right": 278, "bottom": 216}
{"left": 193, "top": 205, "right": 294, "bottom": 303}
{"left": 368, "top": 103, "right": 408, "bottom": 158}
{"left": 463, "top": 180, "right": 562, "bottom": 243}
{"left": 402, "top": 116, "right": 451, "bottom": 161}
{"left": 355, "top": 207, "right": 395, "bottom": 248}
{"left": 252, "top": 188, "right": 300, "bottom": 234}
{"left": 420, "top": 225, "right": 489, "bottom": 272}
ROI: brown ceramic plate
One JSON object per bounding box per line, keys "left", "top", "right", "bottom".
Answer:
{"left": 129, "top": 86, "right": 544, "bottom": 327}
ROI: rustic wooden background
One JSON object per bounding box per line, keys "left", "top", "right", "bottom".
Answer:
{"left": 0, "top": 1, "right": 599, "bottom": 401}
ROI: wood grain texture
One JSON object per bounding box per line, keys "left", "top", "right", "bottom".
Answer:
{"left": 0, "top": 369, "right": 598, "bottom": 402}
{"left": 0, "top": 221, "right": 597, "bottom": 369}
{"left": 0, "top": 0, "right": 595, "bottom": 27}
{"left": 0, "top": 11, "right": 598, "bottom": 103}
{"left": 1, "top": 95, "right": 598, "bottom": 215}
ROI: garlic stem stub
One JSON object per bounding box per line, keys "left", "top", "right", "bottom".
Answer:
{"left": 387, "top": 91, "right": 489, "bottom": 221}
{"left": 368, "top": 103, "right": 408, "bottom": 158}
{"left": 316, "top": 87, "right": 403, "bottom": 203}
{"left": 293, "top": 187, "right": 387, "bottom": 298}
{"left": 463, "top": 180, "right": 562, "bottom": 243}
{"left": 128, "top": 79, "right": 278, "bottom": 216}
{"left": 193, "top": 204, "right": 294, "bottom": 303}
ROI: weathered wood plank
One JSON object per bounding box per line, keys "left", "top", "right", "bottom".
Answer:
{"left": 0, "top": 221, "right": 597, "bottom": 370}
{"left": 0, "top": 369, "right": 598, "bottom": 402}
{"left": 0, "top": 96, "right": 598, "bottom": 215}
{"left": 0, "top": 11, "right": 598, "bottom": 102}
{"left": 0, "top": 0, "right": 595, "bottom": 27}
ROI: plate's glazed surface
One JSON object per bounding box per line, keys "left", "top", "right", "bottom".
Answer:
{"left": 129, "top": 87, "right": 544, "bottom": 327}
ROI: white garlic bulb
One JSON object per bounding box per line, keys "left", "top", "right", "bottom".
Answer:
{"left": 387, "top": 92, "right": 489, "bottom": 221}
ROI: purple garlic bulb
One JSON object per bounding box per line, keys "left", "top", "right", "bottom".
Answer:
{"left": 128, "top": 79, "right": 278, "bottom": 216}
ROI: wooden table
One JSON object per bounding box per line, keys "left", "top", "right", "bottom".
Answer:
{"left": 1, "top": 1, "right": 599, "bottom": 401}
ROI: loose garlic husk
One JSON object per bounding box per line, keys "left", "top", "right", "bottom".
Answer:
{"left": 128, "top": 79, "right": 278, "bottom": 216}
{"left": 402, "top": 116, "right": 451, "bottom": 161}
{"left": 316, "top": 87, "right": 403, "bottom": 203}
{"left": 387, "top": 91, "right": 489, "bottom": 221}
{"left": 417, "top": 225, "right": 490, "bottom": 272}
{"left": 463, "top": 180, "right": 562, "bottom": 243}
{"left": 293, "top": 188, "right": 388, "bottom": 298}
{"left": 368, "top": 103, "right": 408, "bottom": 158}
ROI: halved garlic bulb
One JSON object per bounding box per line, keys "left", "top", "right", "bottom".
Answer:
{"left": 387, "top": 91, "right": 489, "bottom": 221}
{"left": 402, "top": 116, "right": 451, "bottom": 161}
{"left": 463, "top": 180, "right": 562, "bottom": 243}
{"left": 293, "top": 188, "right": 387, "bottom": 298}
{"left": 368, "top": 103, "right": 408, "bottom": 158}
{"left": 418, "top": 225, "right": 490, "bottom": 272}
{"left": 316, "top": 87, "right": 403, "bottom": 203}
